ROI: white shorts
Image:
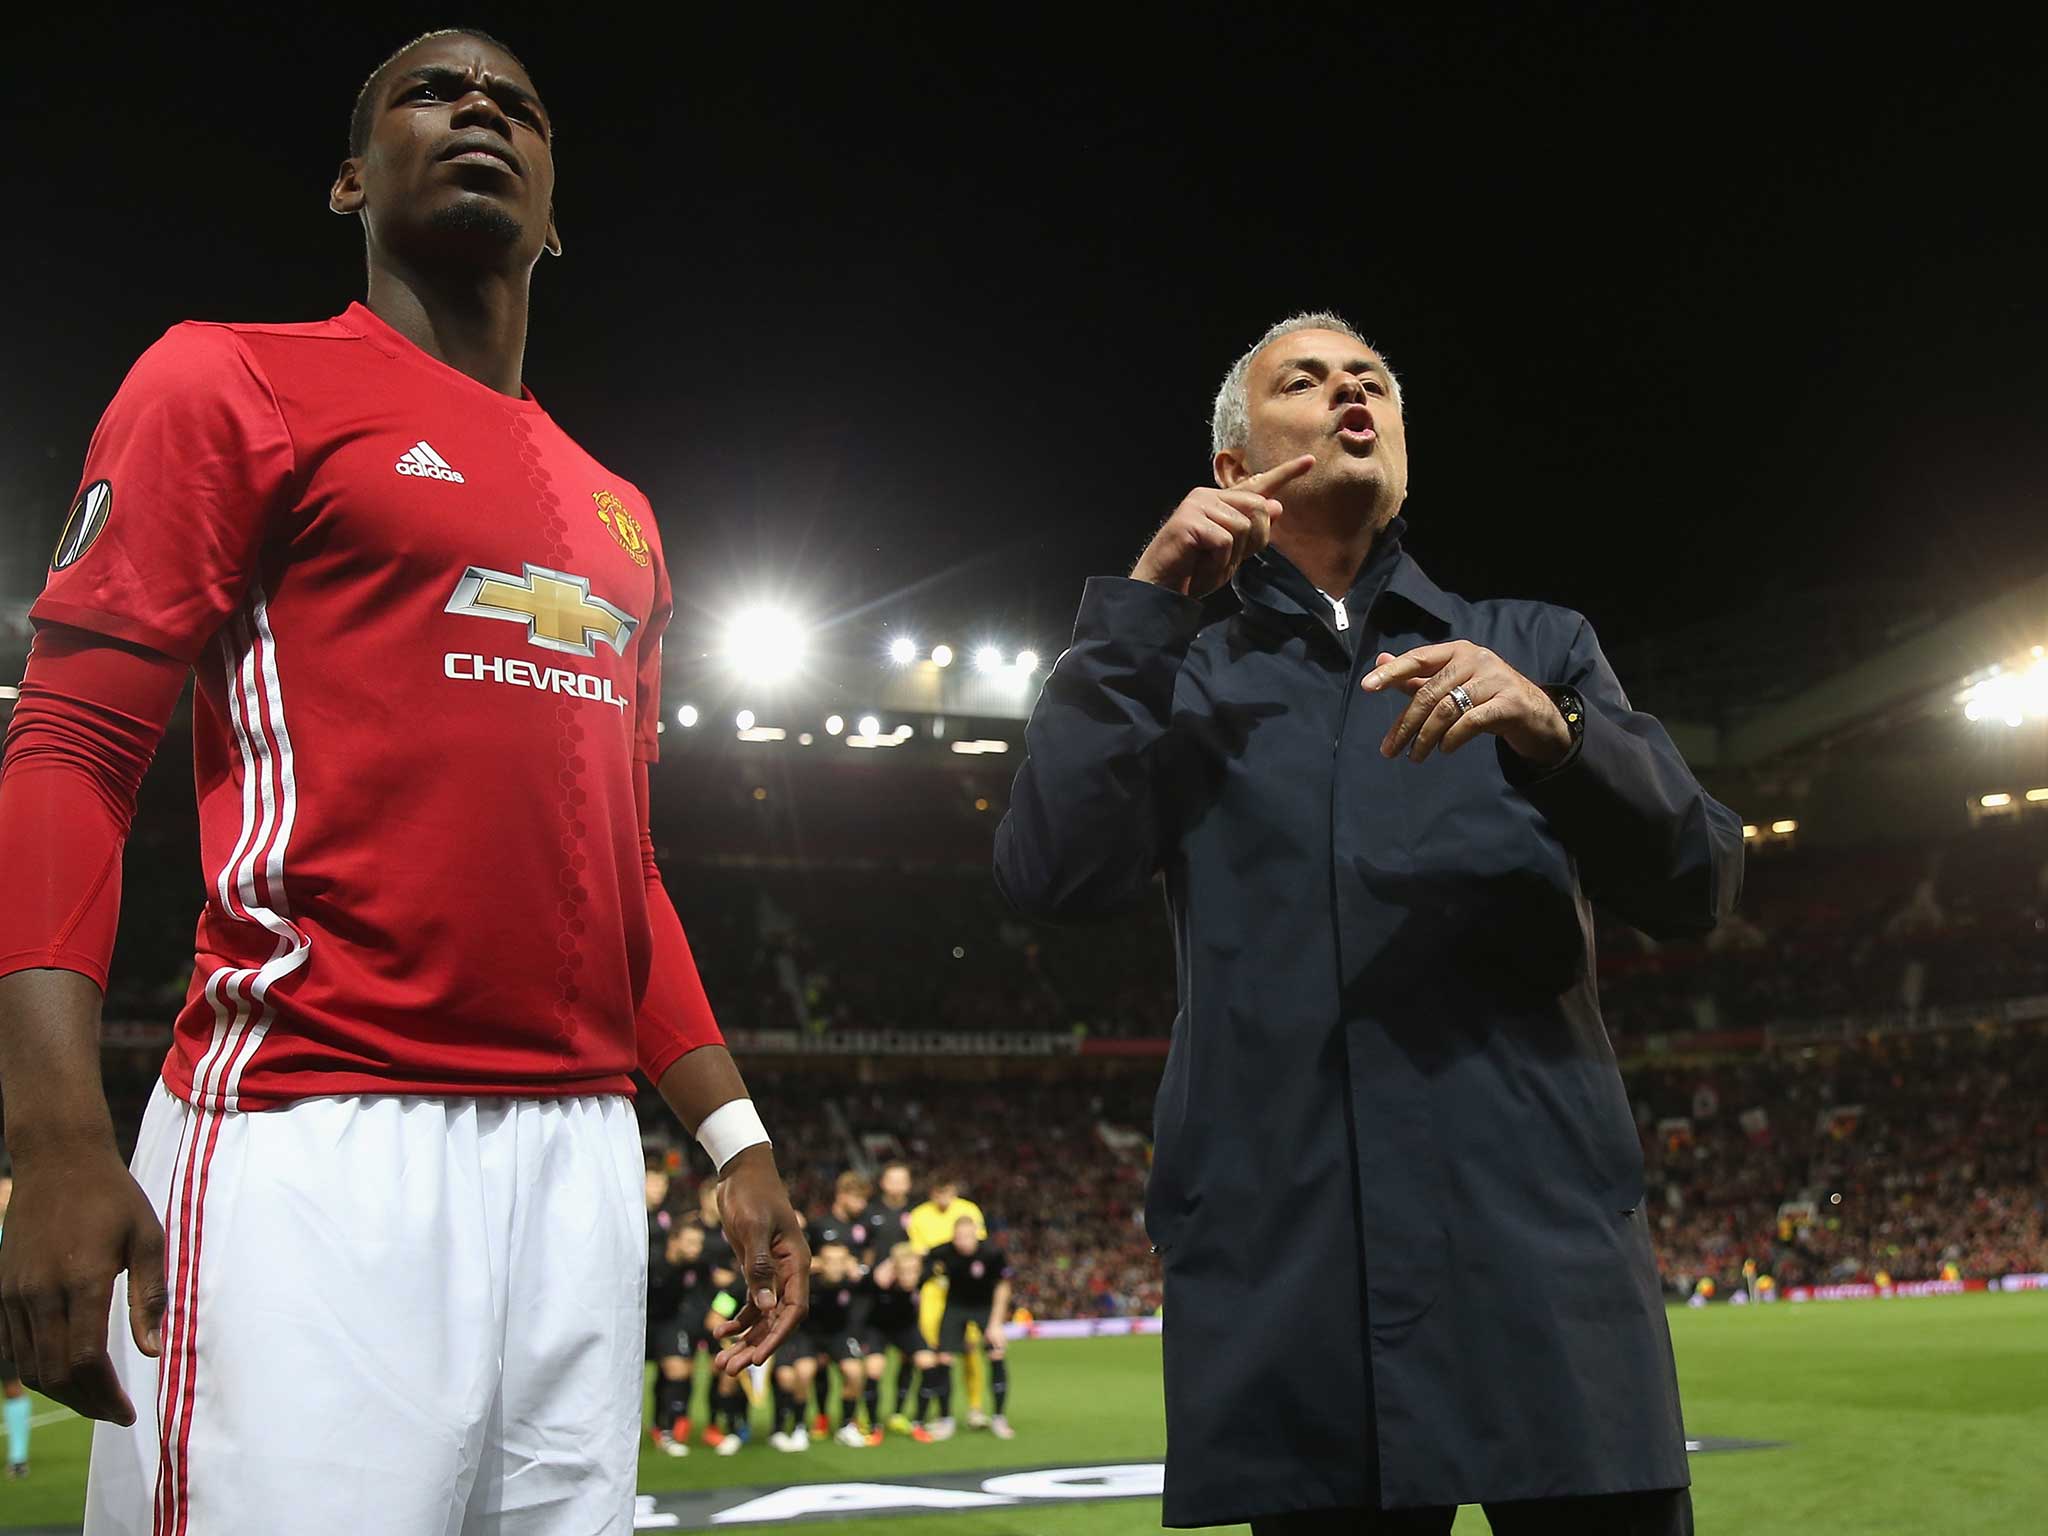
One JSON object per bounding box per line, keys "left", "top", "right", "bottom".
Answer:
{"left": 86, "top": 1081, "right": 647, "bottom": 1536}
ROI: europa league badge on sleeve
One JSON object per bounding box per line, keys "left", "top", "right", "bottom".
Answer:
{"left": 53, "top": 480, "right": 113, "bottom": 570}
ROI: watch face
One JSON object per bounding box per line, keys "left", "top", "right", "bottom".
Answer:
{"left": 1549, "top": 687, "right": 1585, "bottom": 737}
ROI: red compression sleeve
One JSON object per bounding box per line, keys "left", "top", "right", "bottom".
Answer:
{"left": 633, "top": 758, "right": 725, "bottom": 1081}
{"left": 0, "top": 626, "right": 187, "bottom": 988}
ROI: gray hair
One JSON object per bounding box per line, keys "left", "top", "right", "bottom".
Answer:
{"left": 1210, "top": 310, "right": 1401, "bottom": 458}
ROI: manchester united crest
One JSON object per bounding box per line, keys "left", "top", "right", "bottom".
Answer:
{"left": 592, "top": 489, "right": 651, "bottom": 567}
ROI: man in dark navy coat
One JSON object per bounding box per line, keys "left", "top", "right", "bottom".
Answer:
{"left": 994, "top": 312, "right": 1741, "bottom": 1534}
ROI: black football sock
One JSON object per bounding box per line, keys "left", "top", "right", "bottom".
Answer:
{"left": 842, "top": 1391, "right": 862, "bottom": 1428}
{"left": 723, "top": 1389, "right": 745, "bottom": 1433}
{"left": 813, "top": 1371, "right": 832, "bottom": 1420}
{"left": 935, "top": 1362, "right": 954, "bottom": 1421}
{"left": 894, "top": 1366, "right": 914, "bottom": 1415}
{"left": 991, "top": 1357, "right": 1008, "bottom": 1416}
{"left": 916, "top": 1367, "right": 937, "bottom": 1424}
{"left": 657, "top": 1376, "right": 687, "bottom": 1430}
{"left": 775, "top": 1388, "right": 796, "bottom": 1435}
{"left": 864, "top": 1377, "right": 882, "bottom": 1427}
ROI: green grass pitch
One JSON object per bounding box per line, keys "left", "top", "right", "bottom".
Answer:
{"left": 4, "top": 1294, "right": 2044, "bottom": 1532}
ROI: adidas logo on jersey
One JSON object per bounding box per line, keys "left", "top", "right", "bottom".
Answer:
{"left": 395, "top": 441, "right": 466, "bottom": 483}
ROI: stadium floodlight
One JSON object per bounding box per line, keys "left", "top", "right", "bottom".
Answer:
{"left": 2028, "top": 788, "right": 2048, "bottom": 803}
{"left": 735, "top": 709, "right": 755, "bottom": 731}
{"left": 1955, "top": 655, "right": 2048, "bottom": 727}
{"left": 825, "top": 714, "right": 844, "bottom": 736}
{"left": 1982, "top": 793, "right": 2012, "bottom": 808}
{"left": 1770, "top": 818, "right": 1798, "bottom": 834}
{"left": 1741, "top": 824, "right": 1759, "bottom": 840}
{"left": 888, "top": 636, "right": 917, "bottom": 665}
{"left": 676, "top": 704, "right": 699, "bottom": 728}
{"left": 1015, "top": 649, "right": 1040, "bottom": 674}
{"left": 931, "top": 644, "right": 954, "bottom": 668}
{"left": 974, "top": 645, "right": 1004, "bottom": 673}
{"left": 858, "top": 715, "right": 881, "bottom": 738}
{"left": 721, "top": 604, "right": 807, "bottom": 682}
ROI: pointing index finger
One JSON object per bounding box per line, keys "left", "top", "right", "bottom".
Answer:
{"left": 1237, "top": 453, "right": 1316, "bottom": 496}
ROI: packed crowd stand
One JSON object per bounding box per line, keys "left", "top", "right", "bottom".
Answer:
{"left": 18, "top": 772, "right": 2046, "bottom": 1317}
{"left": 1632, "top": 1022, "right": 2048, "bottom": 1298}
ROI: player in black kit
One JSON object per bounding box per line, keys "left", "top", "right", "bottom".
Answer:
{"left": 693, "top": 1177, "right": 752, "bottom": 1456}
{"left": 803, "top": 1172, "right": 881, "bottom": 1430}
{"left": 650, "top": 1223, "right": 721, "bottom": 1455}
{"left": 812, "top": 1171, "right": 886, "bottom": 1263}
{"left": 916, "top": 1216, "right": 1016, "bottom": 1441}
{"left": 644, "top": 1159, "right": 691, "bottom": 1456}
{"left": 701, "top": 1265, "right": 757, "bottom": 1456}
{"left": 869, "top": 1160, "right": 914, "bottom": 1250}
{"left": 807, "top": 1241, "right": 887, "bottom": 1447}
{"left": 869, "top": 1242, "right": 934, "bottom": 1436}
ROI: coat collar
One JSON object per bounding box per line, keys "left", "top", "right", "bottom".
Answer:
{"left": 1231, "top": 516, "right": 1456, "bottom": 633}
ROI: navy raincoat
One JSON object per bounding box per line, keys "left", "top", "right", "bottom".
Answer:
{"left": 994, "top": 522, "right": 1742, "bottom": 1526}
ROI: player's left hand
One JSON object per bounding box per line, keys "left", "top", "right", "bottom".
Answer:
{"left": 707, "top": 1145, "right": 809, "bottom": 1375}
{"left": 1363, "top": 641, "right": 1572, "bottom": 768}
{"left": 985, "top": 1322, "right": 1007, "bottom": 1353}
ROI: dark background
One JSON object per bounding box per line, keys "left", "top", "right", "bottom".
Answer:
{"left": 4, "top": 6, "right": 2042, "bottom": 669}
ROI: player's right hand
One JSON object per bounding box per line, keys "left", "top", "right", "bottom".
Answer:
{"left": 1128, "top": 454, "right": 1315, "bottom": 597}
{"left": 706, "top": 1146, "right": 809, "bottom": 1375}
{"left": 0, "top": 1142, "right": 167, "bottom": 1425}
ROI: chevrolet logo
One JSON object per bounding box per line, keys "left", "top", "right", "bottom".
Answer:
{"left": 445, "top": 563, "right": 639, "bottom": 657}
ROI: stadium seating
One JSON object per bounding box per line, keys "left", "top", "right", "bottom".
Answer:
{"left": 24, "top": 729, "right": 2048, "bottom": 1318}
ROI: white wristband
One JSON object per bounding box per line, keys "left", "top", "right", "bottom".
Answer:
{"left": 697, "top": 1098, "right": 771, "bottom": 1172}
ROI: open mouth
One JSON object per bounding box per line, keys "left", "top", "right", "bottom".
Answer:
{"left": 1336, "top": 405, "right": 1376, "bottom": 442}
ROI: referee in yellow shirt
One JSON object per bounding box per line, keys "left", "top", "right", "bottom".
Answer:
{"left": 906, "top": 1174, "right": 989, "bottom": 1423}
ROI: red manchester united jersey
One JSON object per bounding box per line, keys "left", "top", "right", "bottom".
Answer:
{"left": 33, "top": 304, "right": 683, "bottom": 1109}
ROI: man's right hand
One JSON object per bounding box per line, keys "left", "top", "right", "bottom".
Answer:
{"left": 1129, "top": 454, "right": 1315, "bottom": 597}
{"left": 0, "top": 1144, "right": 166, "bottom": 1425}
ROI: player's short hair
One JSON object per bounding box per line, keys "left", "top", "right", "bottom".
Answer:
{"left": 954, "top": 1214, "right": 978, "bottom": 1230}
{"left": 818, "top": 1240, "right": 851, "bottom": 1255}
{"left": 836, "top": 1170, "right": 872, "bottom": 1199}
{"left": 348, "top": 28, "right": 537, "bottom": 159}
{"left": 1211, "top": 310, "right": 1403, "bottom": 458}
{"left": 889, "top": 1242, "right": 920, "bottom": 1264}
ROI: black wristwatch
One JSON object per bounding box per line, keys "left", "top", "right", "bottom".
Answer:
{"left": 1544, "top": 685, "right": 1586, "bottom": 749}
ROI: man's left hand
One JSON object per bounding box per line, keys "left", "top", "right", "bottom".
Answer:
{"left": 705, "top": 1145, "right": 810, "bottom": 1375}
{"left": 1363, "top": 641, "right": 1571, "bottom": 768}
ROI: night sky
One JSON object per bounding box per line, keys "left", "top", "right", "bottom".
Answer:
{"left": 5, "top": 8, "right": 2043, "bottom": 678}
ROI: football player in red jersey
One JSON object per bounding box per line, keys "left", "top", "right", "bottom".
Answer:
{"left": 0, "top": 28, "right": 807, "bottom": 1535}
